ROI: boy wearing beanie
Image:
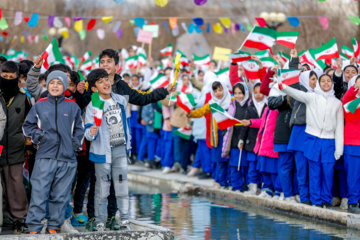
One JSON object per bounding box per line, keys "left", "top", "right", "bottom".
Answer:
{"left": 23, "top": 71, "right": 84, "bottom": 234}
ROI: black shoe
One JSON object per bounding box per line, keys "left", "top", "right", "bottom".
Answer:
{"left": 194, "top": 171, "right": 205, "bottom": 177}
{"left": 198, "top": 173, "right": 212, "bottom": 179}
{"left": 348, "top": 204, "right": 360, "bottom": 214}
{"left": 13, "top": 220, "right": 29, "bottom": 235}
{"left": 3, "top": 217, "right": 13, "bottom": 227}
{"left": 302, "top": 201, "right": 312, "bottom": 205}
{"left": 322, "top": 203, "right": 334, "bottom": 210}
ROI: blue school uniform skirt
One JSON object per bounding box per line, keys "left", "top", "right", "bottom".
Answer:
{"left": 161, "top": 131, "right": 174, "bottom": 168}
{"left": 344, "top": 145, "right": 360, "bottom": 205}
{"left": 211, "top": 129, "right": 228, "bottom": 186}
{"left": 247, "top": 152, "right": 260, "bottom": 184}
{"left": 229, "top": 148, "right": 248, "bottom": 191}
{"left": 147, "top": 131, "right": 158, "bottom": 161}
{"left": 137, "top": 125, "right": 148, "bottom": 161}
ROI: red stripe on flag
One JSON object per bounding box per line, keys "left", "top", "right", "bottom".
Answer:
{"left": 283, "top": 76, "right": 299, "bottom": 86}
{"left": 217, "top": 118, "right": 241, "bottom": 130}
{"left": 244, "top": 40, "right": 272, "bottom": 52}
{"left": 274, "top": 40, "right": 295, "bottom": 49}
{"left": 231, "top": 56, "right": 251, "bottom": 63}
{"left": 42, "top": 51, "right": 49, "bottom": 69}
{"left": 316, "top": 52, "right": 340, "bottom": 61}
{"left": 243, "top": 69, "right": 260, "bottom": 80}
{"left": 176, "top": 95, "right": 191, "bottom": 113}
{"left": 155, "top": 79, "right": 170, "bottom": 89}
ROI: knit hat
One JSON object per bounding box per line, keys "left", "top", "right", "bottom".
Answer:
{"left": 46, "top": 70, "right": 68, "bottom": 90}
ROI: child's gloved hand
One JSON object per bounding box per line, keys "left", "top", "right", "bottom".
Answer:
{"left": 334, "top": 152, "right": 342, "bottom": 160}
{"left": 278, "top": 83, "right": 283, "bottom": 90}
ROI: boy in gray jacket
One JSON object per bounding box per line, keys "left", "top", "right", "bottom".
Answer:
{"left": 84, "top": 69, "right": 132, "bottom": 232}
{"left": 23, "top": 71, "right": 84, "bottom": 234}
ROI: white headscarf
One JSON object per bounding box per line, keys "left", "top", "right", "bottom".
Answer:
{"left": 315, "top": 74, "right": 335, "bottom": 99}
{"left": 202, "top": 71, "right": 217, "bottom": 94}
{"left": 176, "top": 77, "right": 194, "bottom": 94}
{"left": 299, "top": 71, "right": 316, "bottom": 92}
{"left": 217, "top": 74, "right": 232, "bottom": 93}
{"left": 130, "top": 77, "right": 143, "bottom": 90}
{"left": 209, "top": 81, "right": 231, "bottom": 110}
{"left": 252, "top": 86, "right": 267, "bottom": 117}
{"left": 233, "top": 82, "right": 249, "bottom": 107}
{"left": 348, "top": 74, "right": 360, "bottom": 89}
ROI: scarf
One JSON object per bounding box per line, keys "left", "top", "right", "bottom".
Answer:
{"left": 234, "top": 82, "right": 249, "bottom": 107}
{"left": 0, "top": 76, "right": 19, "bottom": 103}
{"left": 315, "top": 74, "right": 335, "bottom": 99}
{"left": 209, "top": 80, "right": 231, "bottom": 109}
{"left": 299, "top": 71, "right": 315, "bottom": 92}
{"left": 252, "top": 94, "right": 267, "bottom": 117}
{"left": 348, "top": 74, "right": 360, "bottom": 89}
{"left": 176, "top": 80, "right": 194, "bottom": 94}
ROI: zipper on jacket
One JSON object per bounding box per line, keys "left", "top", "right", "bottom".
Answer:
{"left": 55, "top": 97, "right": 61, "bottom": 160}
{"left": 294, "top": 104, "right": 301, "bottom": 120}
{"left": 319, "top": 101, "right": 327, "bottom": 137}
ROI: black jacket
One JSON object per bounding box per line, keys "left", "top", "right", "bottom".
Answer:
{"left": 240, "top": 101, "right": 266, "bottom": 153}
{"left": 289, "top": 83, "right": 307, "bottom": 127}
{"left": 230, "top": 100, "right": 248, "bottom": 149}
{"left": 333, "top": 72, "right": 347, "bottom": 100}
{"left": 268, "top": 95, "right": 292, "bottom": 144}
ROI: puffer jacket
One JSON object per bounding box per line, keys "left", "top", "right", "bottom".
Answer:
{"left": 290, "top": 84, "right": 307, "bottom": 127}
{"left": 342, "top": 86, "right": 360, "bottom": 146}
{"left": 249, "top": 106, "right": 279, "bottom": 158}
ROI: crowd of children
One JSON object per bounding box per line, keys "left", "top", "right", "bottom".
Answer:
{"left": 0, "top": 42, "right": 360, "bottom": 235}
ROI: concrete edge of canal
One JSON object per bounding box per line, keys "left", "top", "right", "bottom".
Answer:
{"left": 127, "top": 166, "right": 360, "bottom": 231}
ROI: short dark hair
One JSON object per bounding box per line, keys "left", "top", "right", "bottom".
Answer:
{"left": 212, "top": 81, "right": 222, "bottom": 91}
{"left": 233, "top": 82, "right": 245, "bottom": 94}
{"left": 309, "top": 70, "right": 317, "bottom": 80}
{"left": 18, "top": 62, "right": 30, "bottom": 77}
{"left": 87, "top": 69, "right": 109, "bottom": 88}
{"left": 99, "top": 49, "right": 119, "bottom": 65}
{"left": 131, "top": 74, "right": 139, "bottom": 80}
{"left": 38, "top": 73, "right": 46, "bottom": 82}
{"left": 0, "top": 56, "right": 7, "bottom": 64}
{"left": 20, "top": 60, "right": 34, "bottom": 69}
{"left": 122, "top": 73, "right": 130, "bottom": 78}
{"left": 70, "top": 71, "right": 80, "bottom": 86}
{"left": 356, "top": 75, "right": 360, "bottom": 83}
{"left": 1, "top": 61, "right": 19, "bottom": 77}
{"left": 44, "top": 64, "right": 71, "bottom": 79}
{"left": 254, "top": 82, "right": 261, "bottom": 91}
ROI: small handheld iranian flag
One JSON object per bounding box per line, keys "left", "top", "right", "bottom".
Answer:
{"left": 352, "top": 38, "right": 360, "bottom": 58}
{"left": 71, "top": 55, "right": 79, "bottom": 68}
{"left": 138, "top": 53, "right": 147, "bottom": 66}
{"left": 80, "top": 59, "right": 92, "bottom": 71}
{"left": 41, "top": 38, "right": 63, "bottom": 70}
{"left": 176, "top": 50, "right": 189, "bottom": 66}
{"left": 279, "top": 52, "right": 290, "bottom": 62}
{"left": 275, "top": 31, "right": 299, "bottom": 49}
{"left": 313, "top": 38, "right": 339, "bottom": 60}
{"left": 215, "top": 67, "right": 229, "bottom": 77}
{"left": 242, "top": 26, "right": 277, "bottom": 54}
{"left": 77, "top": 70, "right": 85, "bottom": 81}
{"left": 340, "top": 52, "right": 350, "bottom": 60}
{"left": 81, "top": 51, "right": 92, "bottom": 63}
{"left": 150, "top": 72, "right": 170, "bottom": 89}
{"left": 255, "top": 49, "right": 270, "bottom": 58}
{"left": 210, "top": 102, "right": 242, "bottom": 130}
{"left": 228, "top": 50, "right": 251, "bottom": 63}
{"left": 242, "top": 60, "right": 259, "bottom": 80}
{"left": 342, "top": 45, "right": 354, "bottom": 59}
{"left": 278, "top": 69, "right": 301, "bottom": 86}
{"left": 160, "top": 44, "right": 173, "bottom": 56}
{"left": 260, "top": 57, "right": 278, "bottom": 70}
{"left": 125, "top": 55, "right": 138, "bottom": 69}
{"left": 174, "top": 126, "right": 192, "bottom": 140}
{"left": 176, "top": 92, "right": 196, "bottom": 113}
{"left": 344, "top": 98, "right": 360, "bottom": 121}
{"left": 193, "top": 54, "right": 210, "bottom": 65}
{"left": 91, "top": 91, "right": 105, "bottom": 127}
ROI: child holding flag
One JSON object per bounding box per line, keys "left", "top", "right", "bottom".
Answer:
{"left": 84, "top": 69, "right": 132, "bottom": 231}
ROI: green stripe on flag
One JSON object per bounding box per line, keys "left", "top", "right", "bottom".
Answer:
{"left": 77, "top": 70, "right": 85, "bottom": 81}
{"left": 187, "top": 94, "right": 196, "bottom": 106}
{"left": 277, "top": 31, "right": 299, "bottom": 37}
{"left": 252, "top": 26, "right": 277, "bottom": 39}
{"left": 51, "top": 38, "right": 64, "bottom": 63}
{"left": 210, "top": 103, "right": 225, "bottom": 113}
{"left": 215, "top": 67, "right": 229, "bottom": 76}
{"left": 91, "top": 91, "right": 104, "bottom": 110}
{"left": 346, "top": 98, "right": 360, "bottom": 114}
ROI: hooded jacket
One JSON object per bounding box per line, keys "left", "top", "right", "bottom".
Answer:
{"left": 333, "top": 65, "right": 358, "bottom": 100}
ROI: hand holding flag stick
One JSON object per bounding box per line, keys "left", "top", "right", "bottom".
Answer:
{"left": 168, "top": 53, "right": 182, "bottom": 106}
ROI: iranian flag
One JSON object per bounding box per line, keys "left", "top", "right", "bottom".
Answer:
{"left": 71, "top": 55, "right": 79, "bottom": 68}
{"left": 81, "top": 51, "right": 92, "bottom": 63}
{"left": 242, "top": 26, "right": 277, "bottom": 54}
{"left": 275, "top": 31, "right": 299, "bottom": 49}
{"left": 344, "top": 98, "right": 360, "bottom": 121}
{"left": 174, "top": 126, "right": 192, "bottom": 140}
{"left": 210, "top": 102, "right": 241, "bottom": 130}
{"left": 215, "top": 68, "right": 229, "bottom": 77}
{"left": 92, "top": 56, "right": 99, "bottom": 66}
{"left": 228, "top": 50, "right": 251, "bottom": 63}
{"left": 242, "top": 60, "right": 260, "bottom": 80}
{"left": 340, "top": 52, "right": 350, "bottom": 60}
{"left": 64, "top": 56, "right": 73, "bottom": 68}
{"left": 260, "top": 57, "right": 278, "bottom": 70}
{"left": 150, "top": 72, "right": 169, "bottom": 89}
{"left": 80, "top": 59, "right": 92, "bottom": 71}
{"left": 41, "top": 38, "right": 63, "bottom": 70}
{"left": 138, "top": 53, "right": 147, "bottom": 66}
{"left": 161, "top": 58, "right": 171, "bottom": 68}
{"left": 342, "top": 45, "right": 354, "bottom": 59}
{"left": 77, "top": 70, "right": 85, "bottom": 81}
{"left": 91, "top": 91, "right": 105, "bottom": 127}
{"left": 352, "top": 38, "right": 360, "bottom": 58}
{"left": 300, "top": 49, "right": 326, "bottom": 70}
{"left": 298, "top": 50, "right": 306, "bottom": 58}
{"left": 176, "top": 92, "right": 196, "bottom": 113}
{"left": 313, "top": 38, "right": 339, "bottom": 60}
{"left": 125, "top": 55, "right": 138, "bottom": 69}
{"left": 255, "top": 49, "right": 270, "bottom": 58}
{"left": 279, "top": 52, "right": 290, "bottom": 62}
{"left": 176, "top": 50, "right": 189, "bottom": 66}
{"left": 193, "top": 54, "right": 211, "bottom": 65}
{"left": 278, "top": 69, "right": 301, "bottom": 86}
{"left": 160, "top": 44, "right": 173, "bottom": 56}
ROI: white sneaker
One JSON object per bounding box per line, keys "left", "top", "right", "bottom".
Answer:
{"left": 171, "top": 162, "right": 181, "bottom": 172}
{"left": 162, "top": 167, "right": 171, "bottom": 174}
{"left": 41, "top": 218, "right": 47, "bottom": 234}
{"left": 95, "top": 223, "right": 105, "bottom": 232}
{"left": 186, "top": 167, "right": 199, "bottom": 177}
{"left": 272, "top": 195, "right": 280, "bottom": 200}
{"left": 332, "top": 197, "right": 341, "bottom": 206}
{"left": 279, "top": 192, "right": 285, "bottom": 201}
{"left": 258, "top": 190, "right": 272, "bottom": 199}
{"left": 234, "top": 190, "right": 241, "bottom": 194}
{"left": 244, "top": 183, "right": 257, "bottom": 196}
{"left": 213, "top": 182, "right": 221, "bottom": 189}
{"left": 60, "top": 217, "right": 79, "bottom": 233}
{"left": 295, "top": 195, "right": 301, "bottom": 203}
{"left": 227, "top": 186, "right": 233, "bottom": 191}
{"left": 285, "top": 196, "right": 297, "bottom": 203}
{"left": 340, "top": 198, "right": 348, "bottom": 210}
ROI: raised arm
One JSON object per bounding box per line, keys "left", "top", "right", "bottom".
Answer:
{"left": 188, "top": 103, "right": 210, "bottom": 118}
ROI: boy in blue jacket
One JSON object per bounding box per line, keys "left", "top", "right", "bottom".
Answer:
{"left": 84, "top": 69, "right": 132, "bottom": 231}
{"left": 23, "top": 71, "right": 84, "bottom": 234}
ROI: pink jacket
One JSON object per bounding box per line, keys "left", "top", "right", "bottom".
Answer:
{"left": 343, "top": 86, "right": 360, "bottom": 146}
{"left": 249, "top": 106, "right": 279, "bottom": 158}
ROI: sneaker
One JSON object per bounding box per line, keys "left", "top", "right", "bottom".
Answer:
{"left": 279, "top": 192, "right": 285, "bottom": 201}
{"left": 348, "top": 204, "right": 360, "bottom": 214}
{"left": 258, "top": 190, "right": 272, "bottom": 199}
{"left": 3, "top": 217, "right": 13, "bottom": 227}
{"left": 95, "top": 223, "right": 105, "bottom": 232}
{"left": 71, "top": 213, "right": 88, "bottom": 226}
{"left": 162, "top": 167, "right": 171, "bottom": 174}
{"left": 30, "top": 231, "right": 39, "bottom": 234}
{"left": 340, "top": 198, "right": 348, "bottom": 210}
{"left": 272, "top": 195, "right": 280, "bottom": 200}
{"left": 120, "top": 220, "right": 132, "bottom": 230}
{"left": 144, "top": 161, "right": 150, "bottom": 168}
{"left": 41, "top": 218, "right": 48, "bottom": 234}
{"left": 227, "top": 186, "right": 233, "bottom": 191}
{"left": 86, "top": 217, "right": 97, "bottom": 232}
{"left": 198, "top": 173, "right": 212, "bottom": 179}
{"left": 244, "top": 183, "right": 257, "bottom": 196}
{"left": 106, "top": 216, "right": 120, "bottom": 231}
{"left": 302, "top": 201, "right": 312, "bottom": 205}
{"left": 187, "top": 167, "right": 199, "bottom": 177}
{"left": 323, "top": 203, "right": 334, "bottom": 210}
{"left": 234, "top": 190, "right": 241, "bottom": 194}
{"left": 295, "top": 195, "right": 301, "bottom": 203}
{"left": 331, "top": 197, "right": 341, "bottom": 206}
{"left": 284, "top": 196, "right": 297, "bottom": 203}
{"left": 13, "top": 219, "right": 29, "bottom": 235}
{"left": 171, "top": 162, "right": 181, "bottom": 172}
{"left": 46, "top": 228, "right": 57, "bottom": 234}
{"left": 60, "top": 217, "right": 79, "bottom": 233}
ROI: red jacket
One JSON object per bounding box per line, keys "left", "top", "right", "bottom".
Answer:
{"left": 343, "top": 86, "right": 360, "bottom": 146}
{"left": 230, "top": 63, "right": 266, "bottom": 88}
{"left": 260, "top": 69, "right": 274, "bottom": 97}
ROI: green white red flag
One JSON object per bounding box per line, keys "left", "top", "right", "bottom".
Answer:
{"left": 342, "top": 45, "right": 354, "bottom": 59}
{"left": 210, "top": 102, "right": 242, "bottom": 130}
{"left": 340, "top": 52, "right": 350, "bottom": 60}
{"left": 160, "top": 44, "right": 173, "bottom": 56}
{"left": 260, "top": 57, "right": 278, "bottom": 70}
{"left": 91, "top": 91, "right": 105, "bottom": 127}
{"left": 80, "top": 59, "right": 92, "bottom": 71}
{"left": 344, "top": 97, "right": 360, "bottom": 121}
{"left": 275, "top": 31, "right": 299, "bottom": 49}
{"left": 174, "top": 126, "right": 192, "bottom": 140}
{"left": 81, "top": 51, "right": 92, "bottom": 63}
{"left": 150, "top": 72, "right": 169, "bottom": 89}
{"left": 279, "top": 52, "right": 290, "bottom": 62}
{"left": 255, "top": 50, "right": 270, "bottom": 58}
{"left": 176, "top": 92, "right": 196, "bottom": 113}
{"left": 176, "top": 50, "right": 189, "bottom": 66}
{"left": 278, "top": 69, "right": 301, "bottom": 86}
{"left": 352, "top": 38, "right": 360, "bottom": 58}
{"left": 193, "top": 54, "right": 210, "bottom": 65}
{"left": 125, "top": 55, "right": 138, "bottom": 69}
{"left": 313, "top": 38, "right": 339, "bottom": 60}
{"left": 228, "top": 50, "right": 251, "bottom": 63}
{"left": 41, "top": 38, "right": 63, "bottom": 70}
{"left": 137, "top": 53, "right": 147, "bottom": 66}
{"left": 242, "top": 26, "right": 277, "bottom": 54}
{"left": 215, "top": 67, "right": 229, "bottom": 77}
{"left": 242, "top": 60, "right": 260, "bottom": 79}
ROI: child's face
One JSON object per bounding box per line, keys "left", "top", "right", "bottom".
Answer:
{"left": 182, "top": 76, "right": 190, "bottom": 86}
{"left": 48, "top": 79, "right": 64, "bottom": 97}
{"left": 214, "top": 86, "right": 224, "bottom": 99}
{"left": 128, "top": 48, "right": 136, "bottom": 57}
{"left": 39, "top": 79, "right": 46, "bottom": 88}
{"left": 319, "top": 75, "right": 333, "bottom": 92}
{"left": 254, "top": 86, "right": 264, "bottom": 102}
{"left": 198, "top": 72, "right": 204, "bottom": 82}
{"left": 68, "top": 79, "right": 77, "bottom": 93}
{"left": 327, "top": 70, "right": 334, "bottom": 78}
{"left": 344, "top": 67, "right": 357, "bottom": 82}
{"left": 238, "top": 65, "right": 246, "bottom": 78}
{"left": 131, "top": 76, "right": 139, "bottom": 87}
{"left": 92, "top": 77, "right": 112, "bottom": 97}
{"left": 99, "top": 55, "right": 118, "bottom": 76}
{"left": 1, "top": 72, "right": 17, "bottom": 80}
{"left": 19, "top": 74, "right": 26, "bottom": 88}
{"left": 124, "top": 76, "right": 130, "bottom": 84}
{"left": 209, "top": 62, "right": 216, "bottom": 71}
{"left": 309, "top": 74, "right": 317, "bottom": 90}
{"left": 164, "top": 69, "right": 171, "bottom": 80}
{"left": 234, "top": 87, "right": 244, "bottom": 102}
